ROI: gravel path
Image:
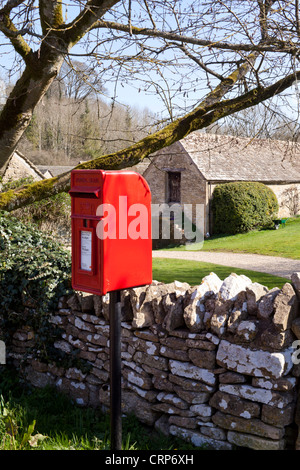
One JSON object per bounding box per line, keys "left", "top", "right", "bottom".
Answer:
{"left": 152, "top": 250, "right": 300, "bottom": 279}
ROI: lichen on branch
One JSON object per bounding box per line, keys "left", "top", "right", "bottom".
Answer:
{"left": 0, "top": 50, "right": 299, "bottom": 213}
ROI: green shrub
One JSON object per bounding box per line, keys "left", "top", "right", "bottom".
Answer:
{"left": 1, "top": 176, "right": 71, "bottom": 231}
{"left": 0, "top": 212, "right": 72, "bottom": 314}
{"left": 0, "top": 212, "right": 72, "bottom": 360}
{"left": 212, "top": 182, "right": 279, "bottom": 234}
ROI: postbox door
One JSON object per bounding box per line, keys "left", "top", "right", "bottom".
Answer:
{"left": 101, "top": 171, "right": 152, "bottom": 293}
{"left": 70, "top": 170, "right": 104, "bottom": 295}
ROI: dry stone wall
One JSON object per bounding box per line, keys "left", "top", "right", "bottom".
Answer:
{"left": 6, "top": 271, "right": 300, "bottom": 451}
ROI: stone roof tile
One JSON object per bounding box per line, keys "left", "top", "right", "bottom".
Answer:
{"left": 180, "top": 132, "right": 300, "bottom": 182}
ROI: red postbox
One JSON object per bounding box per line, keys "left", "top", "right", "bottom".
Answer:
{"left": 69, "top": 169, "right": 152, "bottom": 295}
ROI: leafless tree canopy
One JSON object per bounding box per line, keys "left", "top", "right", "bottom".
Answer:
{"left": 1, "top": 0, "right": 300, "bottom": 209}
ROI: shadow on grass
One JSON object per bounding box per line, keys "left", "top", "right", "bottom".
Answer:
{"left": 0, "top": 366, "right": 201, "bottom": 451}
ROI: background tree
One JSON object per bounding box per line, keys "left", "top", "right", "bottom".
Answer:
{"left": 1, "top": 0, "right": 300, "bottom": 210}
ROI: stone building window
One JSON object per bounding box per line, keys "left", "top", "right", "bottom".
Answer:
{"left": 167, "top": 171, "right": 181, "bottom": 203}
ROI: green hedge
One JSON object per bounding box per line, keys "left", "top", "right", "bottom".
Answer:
{"left": 212, "top": 182, "right": 279, "bottom": 234}
{"left": 0, "top": 213, "right": 94, "bottom": 372}
{"left": 0, "top": 212, "right": 72, "bottom": 313}
{"left": 0, "top": 213, "right": 72, "bottom": 358}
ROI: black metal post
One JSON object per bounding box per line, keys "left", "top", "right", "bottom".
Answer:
{"left": 109, "top": 289, "right": 122, "bottom": 451}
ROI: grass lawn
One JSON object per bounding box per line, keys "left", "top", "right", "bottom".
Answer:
{"left": 162, "top": 217, "right": 300, "bottom": 260}
{"left": 152, "top": 258, "right": 289, "bottom": 289}
{"left": 0, "top": 368, "right": 200, "bottom": 451}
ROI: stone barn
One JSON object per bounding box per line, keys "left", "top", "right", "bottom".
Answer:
{"left": 1, "top": 150, "right": 45, "bottom": 184}
{"left": 143, "top": 132, "right": 300, "bottom": 235}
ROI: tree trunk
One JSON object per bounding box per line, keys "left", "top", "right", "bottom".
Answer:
{"left": 0, "top": 52, "right": 64, "bottom": 171}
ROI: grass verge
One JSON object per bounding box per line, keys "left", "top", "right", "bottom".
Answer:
{"left": 163, "top": 217, "right": 300, "bottom": 260}
{"left": 152, "top": 258, "right": 289, "bottom": 289}
{"left": 0, "top": 367, "right": 201, "bottom": 451}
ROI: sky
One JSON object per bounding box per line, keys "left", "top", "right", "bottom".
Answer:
{"left": 0, "top": 0, "right": 208, "bottom": 119}
{"left": 0, "top": 1, "right": 299, "bottom": 125}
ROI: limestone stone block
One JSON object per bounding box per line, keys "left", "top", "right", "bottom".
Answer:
{"left": 173, "top": 280, "right": 191, "bottom": 298}
{"left": 169, "top": 374, "right": 215, "bottom": 393}
{"left": 273, "top": 283, "right": 299, "bottom": 332}
{"left": 292, "top": 317, "right": 300, "bottom": 339}
{"left": 160, "top": 336, "right": 188, "bottom": 350}
{"left": 152, "top": 403, "right": 195, "bottom": 417}
{"left": 136, "top": 338, "right": 160, "bottom": 355}
{"left": 236, "top": 320, "right": 258, "bottom": 342}
{"left": 252, "top": 376, "right": 296, "bottom": 391}
{"left": 123, "top": 367, "right": 153, "bottom": 390}
{"left": 261, "top": 402, "right": 296, "bottom": 427}
{"left": 77, "top": 292, "right": 94, "bottom": 313}
{"left": 130, "top": 285, "right": 155, "bottom": 328}
{"left": 200, "top": 425, "right": 226, "bottom": 441}
{"left": 185, "top": 338, "right": 216, "bottom": 350}
{"left": 125, "top": 382, "right": 158, "bottom": 403}
{"left": 169, "top": 425, "right": 232, "bottom": 450}
{"left": 183, "top": 287, "right": 206, "bottom": 333}
{"left": 209, "top": 391, "right": 260, "bottom": 419}
{"left": 101, "top": 293, "right": 110, "bottom": 321}
{"left": 189, "top": 403, "right": 212, "bottom": 418}
{"left": 210, "top": 311, "right": 228, "bottom": 336}
{"left": 257, "top": 288, "right": 280, "bottom": 319}
{"left": 212, "top": 411, "right": 285, "bottom": 440}
{"left": 162, "top": 294, "right": 185, "bottom": 331}
{"left": 219, "top": 383, "right": 295, "bottom": 408}
{"left": 188, "top": 348, "right": 216, "bottom": 369}
{"left": 227, "top": 309, "right": 247, "bottom": 334}
{"left": 149, "top": 281, "right": 188, "bottom": 326}
{"left": 122, "top": 390, "right": 161, "bottom": 426}
{"left": 67, "top": 293, "right": 81, "bottom": 311}
{"left": 160, "top": 345, "right": 190, "bottom": 361}
{"left": 157, "top": 391, "right": 188, "bottom": 409}
{"left": 227, "top": 430, "right": 285, "bottom": 450}
{"left": 216, "top": 339, "right": 293, "bottom": 379}
{"left": 152, "top": 375, "right": 174, "bottom": 392}
{"left": 133, "top": 350, "right": 168, "bottom": 371}
{"left": 151, "top": 282, "right": 175, "bottom": 324}
{"left": 246, "top": 282, "right": 268, "bottom": 315}
{"left": 219, "top": 273, "right": 252, "bottom": 301}
{"left": 173, "top": 386, "right": 210, "bottom": 404}
{"left": 93, "top": 294, "right": 102, "bottom": 316}
{"left": 169, "top": 415, "right": 198, "bottom": 429}
{"left": 154, "top": 415, "right": 169, "bottom": 436}
{"left": 169, "top": 359, "right": 216, "bottom": 386}
{"left": 219, "top": 371, "right": 247, "bottom": 384}
{"left": 259, "top": 325, "right": 294, "bottom": 350}
{"left": 291, "top": 272, "right": 300, "bottom": 299}
{"left": 201, "top": 272, "right": 223, "bottom": 293}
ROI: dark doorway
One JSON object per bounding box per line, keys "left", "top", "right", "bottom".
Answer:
{"left": 167, "top": 171, "right": 181, "bottom": 203}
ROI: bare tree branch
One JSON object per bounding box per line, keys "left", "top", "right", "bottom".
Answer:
{"left": 0, "top": 50, "right": 266, "bottom": 211}
{"left": 94, "top": 19, "right": 300, "bottom": 54}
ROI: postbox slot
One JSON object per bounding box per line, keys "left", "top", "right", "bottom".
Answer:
{"left": 69, "top": 187, "right": 101, "bottom": 198}
{"left": 69, "top": 192, "right": 99, "bottom": 199}
{"left": 71, "top": 214, "right": 101, "bottom": 220}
